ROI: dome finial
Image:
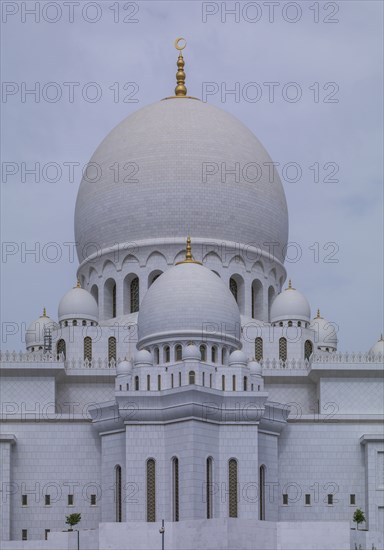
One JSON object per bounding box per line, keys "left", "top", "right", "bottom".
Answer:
{"left": 286, "top": 279, "right": 295, "bottom": 290}
{"left": 174, "top": 37, "right": 187, "bottom": 97}
{"left": 176, "top": 237, "right": 202, "bottom": 265}
{"left": 43, "top": 307, "right": 47, "bottom": 317}
{"left": 76, "top": 277, "right": 81, "bottom": 288}
{"left": 316, "top": 308, "right": 321, "bottom": 319}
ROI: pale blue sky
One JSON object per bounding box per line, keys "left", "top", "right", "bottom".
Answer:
{"left": 1, "top": 0, "right": 383, "bottom": 351}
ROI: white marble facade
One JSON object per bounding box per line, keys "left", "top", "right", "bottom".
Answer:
{"left": 1, "top": 64, "right": 383, "bottom": 550}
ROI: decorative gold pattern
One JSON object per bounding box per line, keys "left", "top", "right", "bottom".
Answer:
{"left": 146, "top": 459, "right": 156, "bottom": 522}
{"left": 255, "top": 337, "right": 263, "bottom": 362}
{"left": 84, "top": 336, "right": 92, "bottom": 361}
{"left": 108, "top": 337, "right": 117, "bottom": 362}
{"left": 176, "top": 237, "right": 202, "bottom": 265}
{"left": 228, "top": 459, "right": 238, "bottom": 518}
{"left": 279, "top": 337, "right": 287, "bottom": 362}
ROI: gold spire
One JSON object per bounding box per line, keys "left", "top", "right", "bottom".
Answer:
{"left": 76, "top": 277, "right": 81, "bottom": 288}
{"left": 286, "top": 279, "right": 295, "bottom": 290}
{"left": 176, "top": 237, "right": 202, "bottom": 265}
{"left": 174, "top": 37, "right": 187, "bottom": 96}
{"left": 42, "top": 307, "right": 47, "bottom": 317}
{"left": 316, "top": 309, "right": 322, "bottom": 319}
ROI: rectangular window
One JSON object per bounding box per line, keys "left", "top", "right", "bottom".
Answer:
{"left": 68, "top": 494, "right": 74, "bottom": 506}
{"left": 90, "top": 494, "right": 97, "bottom": 506}
{"left": 350, "top": 494, "right": 356, "bottom": 505}
{"left": 305, "top": 494, "right": 311, "bottom": 506}
{"left": 327, "top": 494, "right": 333, "bottom": 505}
{"left": 22, "top": 530, "right": 28, "bottom": 541}
{"left": 22, "top": 495, "right": 28, "bottom": 506}
{"left": 45, "top": 529, "right": 50, "bottom": 540}
{"left": 171, "top": 373, "right": 174, "bottom": 388}
{"left": 282, "top": 494, "right": 288, "bottom": 505}
{"left": 45, "top": 495, "right": 51, "bottom": 506}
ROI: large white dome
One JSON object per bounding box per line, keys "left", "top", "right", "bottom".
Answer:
{"left": 137, "top": 260, "right": 241, "bottom": 348}
{"left": 75, "top": 98, "right": 288, "bottom": 264}
{"left": 26, "top": 310, "right": 57, "bottom": 349}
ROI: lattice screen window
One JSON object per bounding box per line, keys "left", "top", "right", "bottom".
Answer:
{"left": 255, "top": 337, "right": 263, "bottom": 362}
{"left": 84, "top": 337, "right": 92, "bottom": 361}
{"left": 146, "top": 459, "right": 156, "bottom": 522}
{"left": 115, "top": 465, "right": 122, "bottom": 522}
{"left": 304, "top": 340, "right": 313, "bottom": 360}
{"left": 206, "top": 457, "right": 213, "bottom": 519}
{"left": 57, "top": 339, "right": 66, "bottom": 359}
{"left": 130, "top": 277, "right": 139, "bottom": 313}
{"left": 229, "top": 278, "right": 238, "bottom": 302}
{"left": 108, "top": 337, "right": 117, "bottom": 362}
{"left": 172, "top": 458, "right": 179, "bottom": 521}
{"left": 228, "top": 459, "right": 238, "bottom": 518}
{"left": 112, "top": 284, "right": 117, "bottom": 317}
{"left": 279, "top": 337, "right": 287, "bottom": 362}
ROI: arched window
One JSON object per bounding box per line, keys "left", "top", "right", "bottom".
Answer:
{"left": 84, "top": 337, "right": 92, "bottom": 361}
{"left": 130, "top": 277, "right": 139, "bottom": 313}
{"left": 228, "top": 459, "right": 238, "bottom": 518}
{"left": 221, "top": 348, "right": 227, "bottom": 365}
{"left": 200, "top": 345, "right": 207, "bottom": 361}
{"left": 279, "top": 337, "right": 287, "bottom": 363}
{"left": 229, "top": 277, "right": 238, "bottom": 302}
{"left": 115, "top": 465, "right": 122, "bottom": 522}
{"left": 112, "top": 283, "right": 117, "bottom": 317}
{"left": 57, "top": 339, "right": 66, "bottom": 360}
{"left": 164, "top": 346, "right": 170, "bottom": 363}
{"left": 157, "top": 375, "right": 161, "bottom": 391}
{"left": 243, "top": 376, "right": 248, "bottom": 391}
{"left": 259, "top": 465, "right": 266, "bottom": 520}
{"left": 108, "top": 337, "right": 116, "bottom": 363}
{"left": 222, "top": 375, "right": 226, "bottom": 391}
{"left": 298, "top": 321, "right": 301, "bottom": 327}
{"left": 175, "top": 344, "right": 182, "bottom": 362}
{"left": 154, "top": 347, "right": 159, "bottom": 365}
{"left": 288, "top": 320, "right": 292, "bottom": 327}
{"left": 189, "top": 371, "right": 195, "bottom": 385}
{"left": 90, "top": 284, "right": 98, "bottom": 305}
{"left": 172, "top": 457, "right": 179, "bottom": 522}
{"left": 211, "top": 346, "right": 217, "bottom": 363}
{"left": 135, "top": 376, "right": 139, "bottom": 391}
{"left": 304, "top": 340, "right": 313, "bottom": 360}
{"left": 146, "top": 459, "right": 156, "bottom": 522}
{"left": 268, "top": 286, "right": 275, "bottom": 321}
{"left": 206, "top": 457, "right": 213, "bottom": 519}
{"left": 73, "top": 319, "right": 77, "bottom": 326}
{"left": 232, "top": 375, "right": 236, "bottom": 391}
{"left": 255, "top": 337, "right": 263, "bottom": 362}
{"left": 252, "top": 279, "right": 263, "bottom": 320}
{"left": 82, "top": 320, "right": 86, "bottom": 326}
{"left": 147, "top": 375, "right": 150, "bottom": 391}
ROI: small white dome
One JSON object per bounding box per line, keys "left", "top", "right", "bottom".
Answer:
{"left": 58, "top": 283, "right": 98, "bottom": 323}
{"left": 369, "top": 335, "right": 384, "bottom": 355}
{"left": 248, "top": 359, "right": 262, "bottom": 375}
{"left": 26, "top": 310, "right": 57, "bottom": 349}
{"left": 134, "top": 349, "right": 153, "bottom": 366}
{"left": 309, "top": 310, "right": 338, "bottom": 350}
{"left": 183, "top": 343, "right": 200, "bottom": 360}
{"left": 116, "top": 360, "right": 132, "bottom": 376}
{"left": 229, "top": 350, "right": 247, "bottom": 366}
{"left": 270, "top": 280, "right": 311, "bottom": 323}
{"left": 138, "top": 255, "right": 241, "bottom": 348}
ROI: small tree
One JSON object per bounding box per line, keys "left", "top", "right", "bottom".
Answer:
{"left": 65, "top": 512, "right": 81, "bottom": 531}
{"left": 353, "top": 508, "right": 365, "bottom": 530}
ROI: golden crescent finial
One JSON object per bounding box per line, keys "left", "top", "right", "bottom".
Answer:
{"left": 174, "top": 37, "right": 187, "bottom": 51}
